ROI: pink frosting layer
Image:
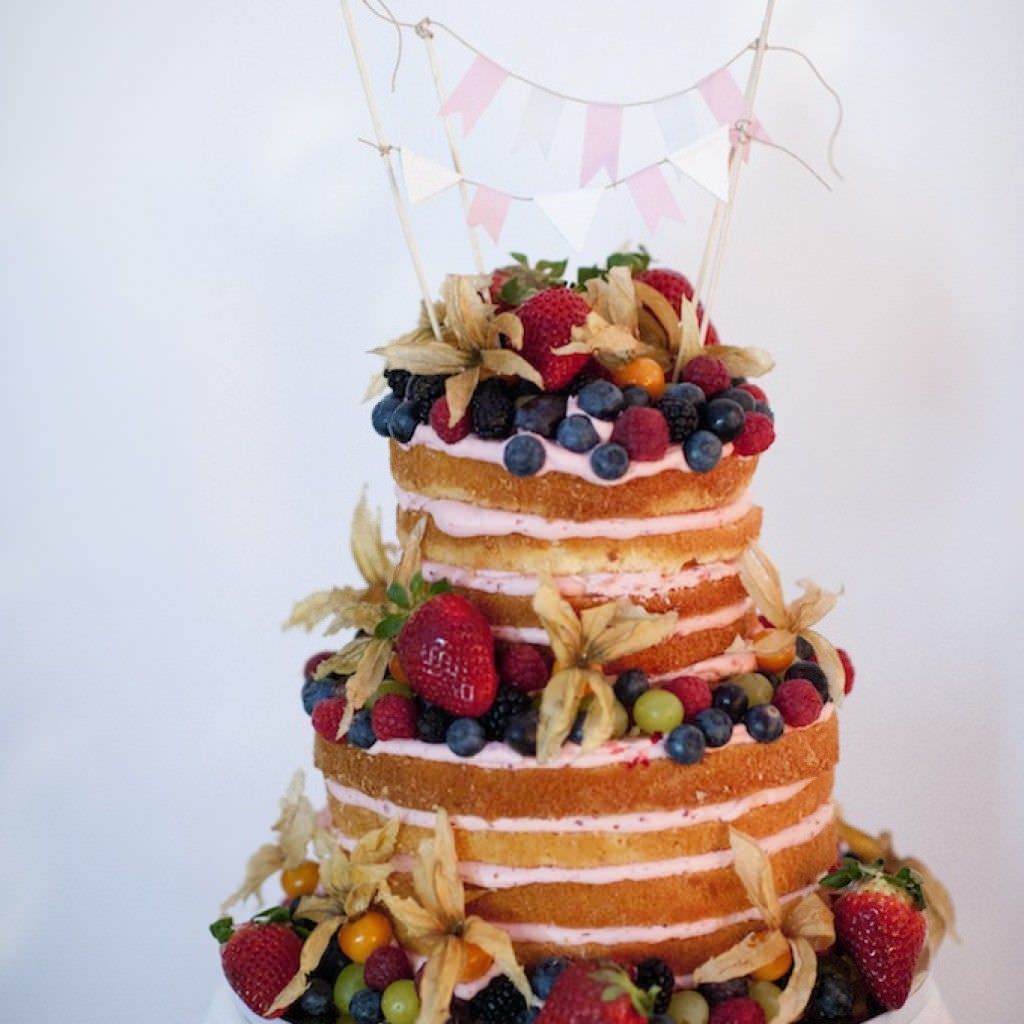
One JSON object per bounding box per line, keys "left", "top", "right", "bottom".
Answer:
{"left": 648, "top": 649, "right": 757, "bottom": 683}
{"left": 395, "top": 486, "right": 753, "bottom": 540}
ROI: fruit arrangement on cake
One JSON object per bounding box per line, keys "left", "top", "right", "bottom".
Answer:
{"left": 210, "top": 251, "right": 954, "bottom": 1024}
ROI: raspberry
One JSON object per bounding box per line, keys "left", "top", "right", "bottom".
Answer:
{"left": 470, "top": 379, "right": 516, "bottom": 440}
{"left": 658, "top": 676, "right": 712, "bottom": 719}
{"left": 303, "top": 650, "right": 335, "bottom": 680}
{"left": 478, "top": 684, "right": 532, "bottom": 741}
{"left": 370, "top": 694, "right": 418, "bottom": 740}
{"left": 708, "top": 997, "right": 766, "bottom": 1024}
{"left": 497, "top": 643, "right": 552, "bottom": 692}
{"left": 429, "top": 396, "right": 471, "bottom": 444}
{"left": 838, "top": 647, "right": 855, "bottom": 695}
{"left": 609, "top": 406, "right": 669, "bottom": 461}
{"left": 772, "top": 678, "right": 823, "bottom": 727}
{"left": 732, "top": 412, "right": 775, "bottom": 456}
{"left": 682, "top": 355, "right": 730, "bottom": 396}
{"left": 738, "top": 382, "right": 767, "bottom": 403}
{"left": 363, "top": 944, "right": 412, "bottom": 992}
{"left": 311, "top": 696, "right": 347, "bottom": 742}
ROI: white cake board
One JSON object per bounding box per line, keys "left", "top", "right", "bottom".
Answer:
{"left": 202, "top": 976, "right": 954, "bottom": 1024}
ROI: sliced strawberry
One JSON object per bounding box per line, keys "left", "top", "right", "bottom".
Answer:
{"left": 517, "top": 288, "right": 592, "bottom": 390}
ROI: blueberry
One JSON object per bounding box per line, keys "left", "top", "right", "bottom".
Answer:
{"left": 556, "top": 414, "right": 599, "bottom": 453}
{"left": 371, "top": 394, "right": 401, "bottom": 437}
{"left": 301, "top": 676, "right": 338, "bottom": 716}
{"left": 745, "top": 703, "right": 784, "bottom": 743}
{"left": 348, "top": 709, "right": 377, "bottom": 749}
{"left": 702, "top": 398, "right": 746, "bottom": 442}
{"left": 387, "top": 401, "right": 419, "bottom": 443}
{"left": 529, "top": 956, "right": 570, "bottom": 1000}
{"left": 313, "top": 931, "right": 349, "bottom": 982}
{"left": 662, "top": 381, "right": 706, "bottom": 405}
{"left": 712, "top": 682, "right": 749, "bottom": 722}
{"left": 503, "top": 709, "right": 539, "bottom": 756}
{"left": 694, "top": 707, "right": 733, "bottom": 747}
{"left": 683, "top": 429, "right": 723, "bottom": 473}
{"left": 795, "top": 636, "right": 815, "bottom": 661}
{"left": 568, "top": 711, "right": 586, "bottom": 745}
{"left": 590, "top": 442, "right": 630, "bottom": 480}
{"left": 718, "top": 386, "right": 755, "bottom": 411}
{"left": 298, "top": 977, "right": 334, "bottom": 1016}
{"left": 621, "top": 385, "right": 652, "bottom": 408}
{"left": 754, "top": 400, "right": 774, "bottom": 421}
{"left": 665, "top": 724, "right": 706, "bottom": 765}
{"left": 786, "top": 660, "right": 830, "bottom": 702}
{"left": 699, "top": 978, "right": 749, "bottom": 1006}
{"left": 349, "top": 987, "right": 382, "bottom": 1024}
{"left": 613, "top": 668, "right": 649, "bottom": 708}
{"left": 503, "top": 434, "right": 546, "bottom": 477}
{"left": 576, "top": 379, "right": 624, "bottom": 420}
{"left": 446, "top": 717, "right": 486, "bottom": 758}
{"left": 807, "top": 971, "right": 854, "bottom": 1022}
{"left": 514, "top": 394, "right": 566, "bottom": 438}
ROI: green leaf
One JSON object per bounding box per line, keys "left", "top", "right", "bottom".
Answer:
{"left": 820, "top": 857, "right": 865, "bottom": 890}
{"left": 409, "top": 572, "right": 426, "bottom": 602}
{"left": 509, "top": 252, "right": 529, "bottom": 266}
{"left": 536, "top": 259, "right": 568, "bottom": 278}
{"left": 428, "top": 578, "right": 453, "bottom": 595}
{"left": 500, "top": 277, "right": 532, "bottom": 306}
{"left": 253, "top": 906, "right": 293, "bottom": 924}
{"left": 894, "top": 866, "right": 927, "bottom": 910}
{"left": 209, "top": 917, "right": 235, "bottom": 943}
{"left": 374, "top": 614, "right": 407, "bottom": 640}
{"left": 576, "top": 266, "right": 604, "bottom": 286}
{"left": 386, "top": 582, "right": 410, "bottom": 609}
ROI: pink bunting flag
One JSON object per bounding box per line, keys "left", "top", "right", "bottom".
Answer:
{"left": 625, "top": 164, "right": 684, "bottom": 232}
{"left": 697, "top": 66, "right": 768, "bottom": 160}
{"left": 439, "top": 56, "right": 508, "bottom": 136}
{"left": 468, "top": 185, "right": 513, "bottom": 243}
{"left": 580, "top": 103, "right": 623, "bottom": 186}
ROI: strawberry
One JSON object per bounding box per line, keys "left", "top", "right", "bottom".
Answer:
{"left": 491, "top": 254, "right": 568, "bottom": 309}
{"left": 537, "top": 962, "right": 654, "bottom": 1024}
{"left": 517, "top": 288, "right": 593, "bottom": 390}
{"left": 394, "top": 592, "right": 499, "bottom": 716}
{"left": 635, "top": 267, "right": 720, "bottom": 346}
{"left": 220, "top": 921, "right": 303, "bottom": 1018}
{"left": 822, "top": 859, "right": 928, "bottom": 1010}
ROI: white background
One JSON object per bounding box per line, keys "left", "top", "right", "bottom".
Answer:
{"left": 2, "top": 1, "right": 1020, "bottom": 1021}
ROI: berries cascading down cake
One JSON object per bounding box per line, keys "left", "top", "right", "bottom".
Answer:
{"left": 212, "top": 252, "right": 954, "bottom": 1024}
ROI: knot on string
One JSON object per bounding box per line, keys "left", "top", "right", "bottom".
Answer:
{"left": 414, "top": 17, "right": 434, "bottom": 39}
{"left": 358, "top": 136, "right": 394, "bottom": 158}
{"left": 733, "top": 118, "right": 754, "bottom": 145}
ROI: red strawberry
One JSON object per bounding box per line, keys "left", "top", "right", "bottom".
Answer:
{"left": 429, "top": 396, "right": 471, "bottom": 444}
{"left": 489, "top": 268, "right": 513, "bottom": 307}
{"left": 311, "top": 696, "right": 347, "bottom": 743}
{"left": 394, "top": 593, "right": 499, "bottom": 716}
{"left": 537, "top": 962, "right": 651, "bottom": 1024}
{"left": 634, "top": 268, "right": 720, "bottom": 345}
{"left": 517, "top": 288, "right": 592, "bottom": 390}
{"left": 497, "top": 642, "right": 553, "bottom": 692}
{"left": 370, "top": 694, "right": 418, "bottom": 740}
{"left": 221, "top": 922, "right": 303, "bottom": 1018}
{"left": 824, "top": 862, "right": 928, "bottom": 1010}
{"left": 838, "top": 646, "right": 856, "bottom": 695}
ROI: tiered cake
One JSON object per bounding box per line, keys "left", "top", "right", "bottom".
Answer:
{"left": 213, "top": 254, "right": 952, "bottom": 1024}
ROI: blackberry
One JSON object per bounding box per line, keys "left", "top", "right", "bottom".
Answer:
{"left": 471, "top": 378, "right": 516, "bottom": 439}
{"left": 479, "top": 685, "right": 532, "bottom": 741}
{"left": 698, "top": 978, "right": 749, "bottom": 1006}
{"left": 416, "top": 703, "right": 452, "bottom": 744}
{"left": 657, "top": 394, "right": 700, "bottom": 441}
{"left": 635, "top": 958, "right": 674, "bottom": 1015}
{"left": 468, "top": 975, "right": 528, "bottom": 1024}
{"left": 384, "top": 368, "right": 411, "bottom": 397}
{"left": 405, "top": 374, "right": 447, "bottom": 422}
{"left": 503, "top": 709, "right": 539, "bottom": 756}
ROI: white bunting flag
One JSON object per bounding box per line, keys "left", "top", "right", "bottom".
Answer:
{"left": 653, "top": 93, "right": 699, "bottom": 151}
{"left": 668, "top": 125, "right": 733, "bottom": 202}
{"left": 513, "top": 87, "right": 565, "bottom": 156}
{"left": 535, "top": 189, "right": 604, "bottom": 251}
{"left": 400, "top": 148, "right": 463, "bottom": 206}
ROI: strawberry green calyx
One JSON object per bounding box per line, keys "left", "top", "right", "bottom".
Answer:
{"left": 590, "top": 964, "right": 658, "bottom": 1018}
{"left": 375, "top": 574, "right": 452, "bottom": 640}
{"left": 496, "top": 254, "right": 569, "bottom": 306}
{"left": 210, "top": 917, "right": 235, "bottom": 944}
{"left": 576, "top": 246, "right": 653, "bottom": 288}
{"left": 821, "top": 857, "right": 926, "bottom": 911}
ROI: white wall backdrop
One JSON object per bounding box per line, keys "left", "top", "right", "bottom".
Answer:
{"left": 2, "top": 1, "right": 1021, "bottom": 1021}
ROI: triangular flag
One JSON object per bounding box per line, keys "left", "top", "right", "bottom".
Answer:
{"left": 439, "top": 56, "right": 508, "bottom": 136}
{"left": 653, "top": 93, "right": 699, "bottom": 151}
{"left": 535, "top": 189, "right": 603, "bottom": 251}
{"left": 468, "top": 185, "right": 512, "bottom": 243}
{"left": 580, "top": 103, "right": 623, "bottom": 186}
{"left": 624, "top": 165, "right": 684, "bottom": 232}
{"left": 697, "top": 66, "right": 769, "bottom": 162}
{"left": 668, "top": 125, "right": 733, "bottom": 202}
{"left": 400, "top": 148, "right": 462, "bottom": 206}
{"left": 514, "top": 86, "right": 565, "bottom": 157}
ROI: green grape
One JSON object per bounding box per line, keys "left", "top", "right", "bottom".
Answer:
{"left": 333, "top": 962, "right": 366, "bottom": 1013}
{"left": 381, "top": 979, "right": 420, "bottom": 1024}
{"left": 367, "top": 679, "right": 413, "bottom": 707}
{"left": 611, "top": 701, "right": 630, "bottom": 737}
{"left": 732, "top": 672, "right": 774, "bottom": 707}
{"left": 633, "top": 689, "right": 684, "bottom": 734}
{"left": 668, "top": 989, "right": 709, "bottom": 1024}
{"left": 749, "top": 980, "right": 781, "bottom": 1020}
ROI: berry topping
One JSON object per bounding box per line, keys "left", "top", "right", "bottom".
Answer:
{"left": 784, "top": 660, "right": 830, "bottom": 703}
{"left": 504, "top": 434, "right": 547, "bottom": 476}
{"left": 707, "top": 997, "right": 765, "bottom": 1024}
{"left": 281, "top": 860, "right": 319, "bottom": 899}
{"left": 634, "top": 688, "right": 684, "bottom": 735}
{"left": 394, "top": 592, "right": 499, "bottom": 716}
{"left": 611, "top": 356, "right": 667, "bottom": 400}
{"left": 537, "top": 961, "right": 651, "bottom": 1024}
{"left": 805, "top": 968, "right": 854, "bottom": 1023}
{"left": 577, "top": 379, "right": 625, "bottom": 420}
{"left": 682, "top": 356, "right": 730, "bottom": 396}
{"left": 683, "top": 430, "right": 723, "bottom": 473}
{"left": 370, "top": 694, "right": 418, "bottom": 740}
{"left": 635, "top": 959, "right": 674, "bottom": 1015}
{"left": 556, "top": 414, "right": 600, "bottom": 453}
{"left": 334, "top": 961, "right": 367, "bottom": 1014}
{"left": 838, "top": 647, "right": 856, "bottom": 695}
{"left": 220, "top": 922, "right": 303, "bottom": 1019}
{"left": 711, "top": 682, "right": 749, "bottom": 722}
{"left": 609, "top": 406, "right": 670, "bottom": 461}
{"left": 732, "top": 411, "right": 775, "bottom": 456}
{"left": 479, "top": 684, "right": 533, "bottom": 741}
{"left": 381, "top": 979, "right": 420, "bottom": 1024}
{"left": 311, "top": 696, "right": 347, "bottom": 743}
{"left": 303, "top": 650, "right": 336, "bottom": 679}
{"left": 668, "top": 990, "right": 711, "bottom": 1024}
{"left": 657, "top": 390, "right": 701, "bottom": 442}
{"left": 530, "top": 957, "right": 571, "bottom": 1000}
{"left": 658, "top": 676, "right": 712, "bottom": 719}
{"left": 702, "top": 398, "right": 746, "bottom": 443}
{"left": 469, "top": 975, "right": 529, "bottom": 1024}
{"left": 339, "top": 911, "right": 394, "bottom": 964}
{"left": 498, "top": 643, "right": 552, "bottom": 692}
{"left": 364, "top": 945, "right": 413, "bottom": 992}
{"left": 429, "top": 396, "right": 471, "bottom": 443}
{"left": 730, "top": 672, "right": 774, "bottom": 708}
{"left": 404, "top": 374, "right": 447, "bottom": 422}
{"left": 388, "top": 401, "right": 419, "bottom": 444}
{"left": 347, "top": 708, "right": 377, "bottom": 749}
{"left": 694, "top": 707, "right": 733, "bottom": 747}
{"left": 383, "top": 368, "right": 411, "bottom": 397}
{"left": 717, "top": 387, "right": 756, "bottom": 412}
{"left": 517, "top": 287, "right": 593, "bottom": 390}
{"left": 372, "top": 394, "right": 402, "bottom": 437}
{"left": 613, "top": 668, "right": 650, "bottom": 708}
{"left": 665, "top": 723, "right": 706, "bottom": 765}
{"left": 350, "top": 987, "right": 383, "bottom": 1024}
{"left": 302, "top": 675, "right": 339, "bottom": 716}
{"left": 515, "top": 393, "right": 568, "bottom": 438}
{"left": 743, "top": 703, "right": 784, "bottom": 743}
{"left": 503, "top": 708, "right": 539, "bottom": 756}
{"left": 737, "top": 382, "right": 767, "bottom": 403}
{"left": 634, "top": 267, "right": 693, "bottom": 313}
{"left": 446, "top": 717, "right": 487, "bottom": 758}
{"left": 699, "top": 979, "right": 749, "bottom": 1007}
{"left": 471, "top": 378, "right": 517, "bottom": 440}
{"left": 772, "top": 678, "right": 823, "bottom": 727}
{"left": 415, "top": 702, "right": 452, "bottom": 744}
{"left": 297, "top": 977, "right": 334, "bottom": 1018}
{"left": 590, "top": 442, "right": 630, "bottom": 480}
